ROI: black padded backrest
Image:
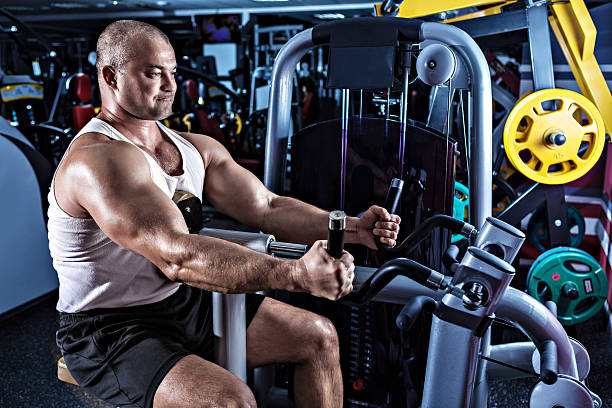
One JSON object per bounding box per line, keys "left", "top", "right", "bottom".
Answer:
{"left": 311, "top": 17, "right": 423, "bottom": 89}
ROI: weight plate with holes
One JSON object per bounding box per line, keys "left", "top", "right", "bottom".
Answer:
{"left": 527, "top": 247, "right": 608, "bottom": 326}
{"left": 503, "top": 89, "right": 606, "bottom": 184}
{"left": 529, "top": 374, "right": 594, "bottom": 408}
{"left": 527, "top": 204, "right": 585, "bottom": 252}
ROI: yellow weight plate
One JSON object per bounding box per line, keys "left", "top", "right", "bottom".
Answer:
{"left": 503, "top": 89, "right": 606, "bottom": 184}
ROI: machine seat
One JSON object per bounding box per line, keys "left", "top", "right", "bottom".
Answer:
{"left": 57, "top": 357, "right": 78, "bottom": 385}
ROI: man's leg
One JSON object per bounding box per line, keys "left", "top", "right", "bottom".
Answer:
{"left": 153, "top": 354, "right": 257, "bottom": 408}
{"left": 246, "top": 297, "right": 343, "bottom": 408}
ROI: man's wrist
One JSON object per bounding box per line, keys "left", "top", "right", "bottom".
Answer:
{"left": 344, "top": 216, "right": 360, "bottom": 244}
{"left": 284, "top": 259, "right": 305, "bottom": 292}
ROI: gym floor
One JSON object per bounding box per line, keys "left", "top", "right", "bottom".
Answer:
{"left": 1, "top": 291, "right": 611, "bottom": 408}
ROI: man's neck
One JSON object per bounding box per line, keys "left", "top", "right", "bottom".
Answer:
{"left": 97, "top": 108, "right": 164, "bottom": 149}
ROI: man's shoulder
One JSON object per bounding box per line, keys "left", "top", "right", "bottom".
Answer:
{"left": 178, "top": 131, "right": 231, "bottom": 168}
{"left": 60, "top": 133, "right": 147, "bottom": 182}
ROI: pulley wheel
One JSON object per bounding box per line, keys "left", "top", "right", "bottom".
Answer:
{"left": 503, "top": 89, "right": 606, "bottom": 184}
{"left": 527, "top": 247, "right": 608, "bottom": 326}
{"left": 527, "top": 204, "right": 585, "bottom": 252}
{"left": 529, "top": 374, "right": 595, "bottom": 408}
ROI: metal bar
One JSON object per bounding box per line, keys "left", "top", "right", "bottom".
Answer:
{"left": 263, "top": 28, "right": 315, "bottom": 192}
{"left": 2, "top": 3, "right": 377, "bottom": 23}
{"left": 354, "top": 268, "right": 579, "bottom": 379}
{"left": 421, "top": 22, "right": 492, "bottom": 229}
{"left": 422, "top": 316, "right": 482, "bottom": 408}
{"left": 487, "top": 342, "right": 538, "bottom": 381}
{"left": 451, "top": 8, "right": 528, "bottom": 39}
{"left": 497, "top": 287, "right": 579, "bottom": 378}
{"left": 498, "top": 182, "right": 547, "bottom": 226}
{"left": 544, "top": 184, "right": 570, "bottom": 247}
{"left": 399, "top": 65, "right": 410, "bottom": 177}
{"left": 526, "top": 1, "right": 555, "bottom": 91}
{"left": 340, "top": 88, "right": 350, "bottom": 210}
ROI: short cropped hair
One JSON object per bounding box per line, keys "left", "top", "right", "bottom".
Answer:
{"left": 96, "top": 20, "right": 170, "bottom": 74}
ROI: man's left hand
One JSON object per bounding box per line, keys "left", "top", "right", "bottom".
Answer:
{"left": 357, "top": 205, "right": 401, "bottom": 250}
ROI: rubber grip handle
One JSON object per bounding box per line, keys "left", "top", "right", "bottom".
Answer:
{"left": 539, "top": 340, "right": 558, "bottom": 385}
{"left": 327, "top": 211, "right": 346, "bottom": 259}
{"left": 383, "top": 178, "right": 404, "bottom": 215}
{"left": 395, "top": 296, "right": 437, "bottom": 331}
{"left": 377, "top": 178, "right": 404, "bottom": 251}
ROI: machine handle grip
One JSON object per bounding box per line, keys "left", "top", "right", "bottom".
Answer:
{"left": 327, "top": 210, "right": 346, "bottom": 259}
{"left": 539, "top": 340, "right": 558, "bottom": 385}
{"left": 395, "top": 296, "right": 437, "bottom": 331}
{"left": 344, "top": 258, "right": 446, "bottom": 305}
{"left": 377, "top": 178, "right": 404, "bottom": 251}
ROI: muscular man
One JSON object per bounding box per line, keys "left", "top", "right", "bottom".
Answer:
{"left": 49, "top": 20, "right": 401, "bottom": 408}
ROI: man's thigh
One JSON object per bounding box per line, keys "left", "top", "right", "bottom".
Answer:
{"left": 154, "top": 354, "right": 256, "bottom": 408}
{"left": 246, "top": 297, "right": 339, "bottom": 368}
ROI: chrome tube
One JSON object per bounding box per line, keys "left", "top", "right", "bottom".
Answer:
{"left": 420, "top": 22, "right": 492, "bottom": 228}
{"left": 496, "top": 287, "right": 578, "bottom": 378}
{"left": 264, "top": 28, "right": 315, "bottom": 192}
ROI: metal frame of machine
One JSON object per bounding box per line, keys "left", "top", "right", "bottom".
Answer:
{"left": 207, "top": 17, "right": 601, "bottom": 407}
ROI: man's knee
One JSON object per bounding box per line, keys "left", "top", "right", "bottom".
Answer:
{"left": 305, "top": 315, "right": 339, "bottom": 358}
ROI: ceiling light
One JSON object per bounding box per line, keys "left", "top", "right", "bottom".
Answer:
{"left": 50, "top": 2, "right": 89, "bottom": 8}
{"left": 112, "top": 0, "right": 119, "bottom": 5}
{"left": 314, "top": 13, "right": 345, "bottom": 19}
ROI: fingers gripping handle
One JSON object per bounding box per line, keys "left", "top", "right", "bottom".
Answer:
{"left": 378, "top": 178, "right": 404, "bottom": 250}
{"left": 327, "top": 210, "right": 346, "bottom": 259}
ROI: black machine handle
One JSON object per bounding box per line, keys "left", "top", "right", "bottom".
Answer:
{"left": 311, "top": 16, "right": 424, "bottom": 45}
{"left": 377, "top": 178, "right": 404, "bottom": 251}
{"left": 385, "top": 214, "right": 476, "bottom": 257}
{"left": 327, "top": 210, "right": 346, "bottom": 259}
{"left": 539, "top": 340, "right": 558, "bottom": 385}
{"left": 395, "top": 296, "right": 437, "bottom": 331}
{"left": 344, "top": 258, "right": 447, "bottom": 305}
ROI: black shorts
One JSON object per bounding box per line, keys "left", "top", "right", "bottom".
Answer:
{"left": 56, "top": 285, "right": 265, "bottom": 408}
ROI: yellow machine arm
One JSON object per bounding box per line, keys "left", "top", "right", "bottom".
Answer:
{"left": 375, "top": 0, "right": 612, "bottom": 136}
{"left": 548, "top": 1, "right": 611, "bottom": 136}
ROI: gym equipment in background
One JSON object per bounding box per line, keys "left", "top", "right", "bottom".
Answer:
{"left": 503, "top": 89, "right": 606, "bottom": 185}
{"left": 527, "top": 246, "right": 608, "bottom": 326}
{"left": 527, "top": 204, "right": 585, "bottom": 252}
{"left": 0, "top": 116, "right": 57, "bottom": 315}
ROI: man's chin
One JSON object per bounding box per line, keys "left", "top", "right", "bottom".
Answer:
{"left": 146, "top": 108, "right": 174, "bottom": 121}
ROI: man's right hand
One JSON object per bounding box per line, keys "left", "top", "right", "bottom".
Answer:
{"left": 293, "top": 240, "right": 355, "bottom": 301}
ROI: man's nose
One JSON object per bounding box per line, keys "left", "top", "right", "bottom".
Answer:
{"left": 161, "top": 72, "right": 176, "bottom": 92}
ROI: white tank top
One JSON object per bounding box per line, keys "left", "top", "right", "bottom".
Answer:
{"left": 48, "top": 118, "right": 205, "bottom": 312}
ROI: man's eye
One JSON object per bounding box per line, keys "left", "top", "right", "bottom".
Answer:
{"left": 147, "top": 72, "right": 161, "bottom": 78}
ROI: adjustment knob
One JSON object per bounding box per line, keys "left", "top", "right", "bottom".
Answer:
{"left": 546, "top": 133, "right": 567, "bottom": 146}
{"left": 562, "top": 282, "right": 580, "bottom": 300}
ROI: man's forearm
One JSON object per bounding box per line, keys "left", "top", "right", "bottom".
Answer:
{"left": 260, "top": 196, "right": 361, "bottom": 245}
{"left": 162, "top": 233, "right": 300, "bottom": 293}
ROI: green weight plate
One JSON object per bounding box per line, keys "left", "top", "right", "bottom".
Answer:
{"left": 526, "top": 246, "right": 583, "bottom": 284}
{"left": 452, "top": 182, "right": 469, "bottom": 243}
{"left": 527, "top": 204, "right": 585, "bottom": 252}
{"left": 527, "top": 247, "right": 608, "bottom": 326}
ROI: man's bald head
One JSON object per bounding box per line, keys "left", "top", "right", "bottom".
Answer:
{"left": 96, "top": 20, "right": 170, "bottom": 75}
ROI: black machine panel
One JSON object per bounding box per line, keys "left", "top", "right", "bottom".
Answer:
{"left": 290, "top": 116, "right": 456, "bottom": 222}
{"left": 288, "top": 116, "right": 457, "bottom": 407}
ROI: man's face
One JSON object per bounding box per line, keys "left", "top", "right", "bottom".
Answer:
{"left": 115, "top": 36, "right": 177, "bottom": 120}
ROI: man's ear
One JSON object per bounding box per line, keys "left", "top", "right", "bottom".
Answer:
{"left": 101, "top": 66, "right": 118, "bottom": 89}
